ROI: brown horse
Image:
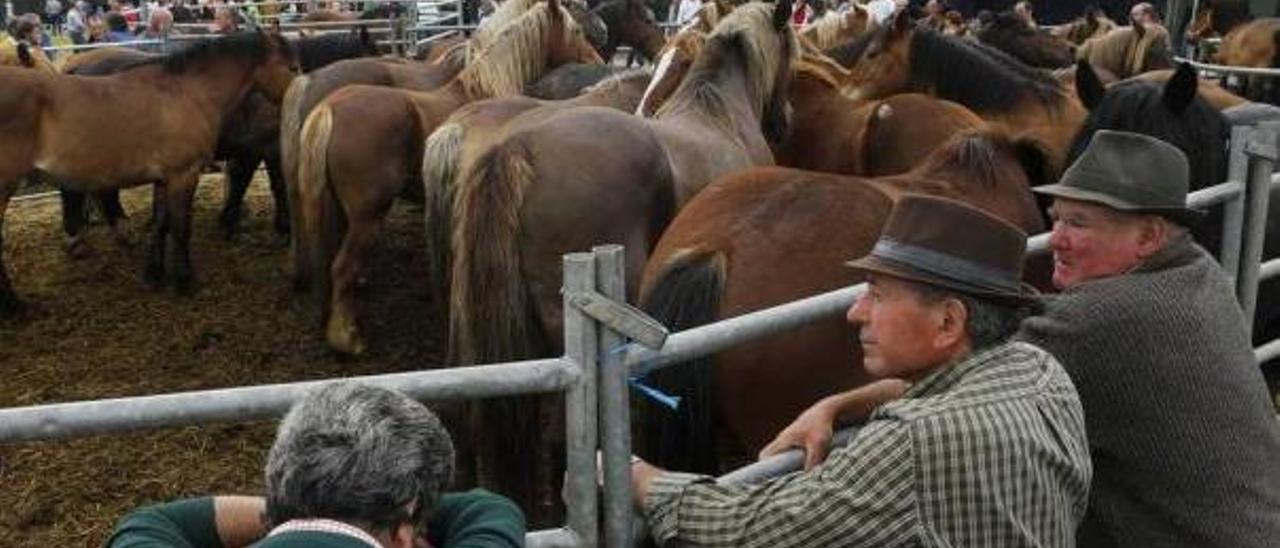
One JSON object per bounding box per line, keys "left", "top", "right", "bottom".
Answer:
{"left": 798, "top": 3, "right": 872, "bottom": 50}
{"left": 775, "top": 53, "right": 985, "bottom": 175}
{"left": 1186, "top": 0, "right": 1252, "bottom": 46}
{"left": 976, "top": 10, "right": 1075, "bottom": 68}
{"left": 833, "top": 9, "right": 1085, "bottom": 172}
{"left": 1076, "top": 23, "right": 1174, "bottom": 80}
{"left": 1215, "top": 17, "right": 1280, "bottom": 102}
{"left": 633, "top": 26, "right": 709, "bottom": 116}
{"left": 447, "top": 0, "right": 795, "bottom": 521}
{"left": 0, "top": 31, "right": 297, "bottom": 313}
{"left": 1050, "top": 8, "right": 1118, "bottom": 46}
{"left": 593, "top": 0, "right": 666, "bottom": 61}
{"left": 421, "top": 68, "right": 655, "bottom": 326}
{"left": 295, "top": 0, "right": 602, "bottom": 355}
{"left": 634, "top": 127, "right": 1051, "bottom": 472}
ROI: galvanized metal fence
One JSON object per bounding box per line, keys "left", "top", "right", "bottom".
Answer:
{"left": 0, "top": 124, "right": 1277, "bottom": 547}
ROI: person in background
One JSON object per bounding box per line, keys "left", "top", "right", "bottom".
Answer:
{"left": 1013, "top": 0, "right": 1035, "bottom": 29}
{"left": 65, "top": 0, "right": 90, "bottom": 43}
{"left": 106, "top": 382, "right": 526, "bottom": 548}
{"left": 1129, "top": 2, "right": 1160, "bottom": 26}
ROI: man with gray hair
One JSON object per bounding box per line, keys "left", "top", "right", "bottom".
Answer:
{"left": 107, "top": 382, "right": 525, "bottom": 547}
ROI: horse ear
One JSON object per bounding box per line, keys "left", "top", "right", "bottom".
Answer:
{"left": 774, "top": 0, "right": 794, "bottom": 31}
{"left": 1075, "top": 59, "right": 1105, "bottom": 110}
{"left": 1163, "top": 62, "right": 1198, "bottom": 114}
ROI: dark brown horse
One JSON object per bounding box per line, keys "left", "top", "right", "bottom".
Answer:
{"left": 634, "top": 127, "right": 1050, "bottom": 472}
{"left": 295, "top": 0, "right": 602, "bottom": 355}
{"left": 0, "top": 31, "right": 297, "bottom": 313}
{"left": 446, "top": 0, "right": 795, "bottom": 521}
{"left": 832, "top": 9, "right": 1086, "bottom": 172}
{"left": 593, "top": 0, "right": 666, "bottom": 61}
{"left": 1050, "top": 8, "right": 1118, "bottom": 46}
{"left": 976, "top": 10, "right": 1075, "bottom": 68}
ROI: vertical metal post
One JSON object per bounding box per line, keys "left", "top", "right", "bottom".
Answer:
{"left": 1222, "top": 125, "right": 1252, "bottom": 286}
{"left": 563, "top": 253, "right": 599, "bottom": 547}
{"left": 4, "top": 0, "right": 12, "bottom": 22}
{"left": 1237, "top": 122, "right": 1278, "bottom": 332}
{"left": 594, "top": 245, "right": 634, "bottom": 548}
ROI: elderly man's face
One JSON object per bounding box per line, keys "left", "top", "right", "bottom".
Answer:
{"left": 847, "top": 275, "right": 952, "bottom": 380}
{"left": 1047, "top": 198, "right": 1152, "bottom": 289}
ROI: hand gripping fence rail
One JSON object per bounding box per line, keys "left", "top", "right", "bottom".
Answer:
{"left": 0, "top": 125, "right": 1277, "bottom": 547}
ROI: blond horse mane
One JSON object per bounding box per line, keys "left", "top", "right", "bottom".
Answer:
{"left": 800, "top": 5, "right": 871, "bottom": 50}
{"left": 470, "top": 0, "right": 540, "bottom": 49}
{"left": 458, "top": 2, "right": 584, "bottom": 97}
{"left": 656, "top": 2, "right": 797, "bottom": 121}
{"left": 793, "top": 49, "right": 850, "bottom": 92}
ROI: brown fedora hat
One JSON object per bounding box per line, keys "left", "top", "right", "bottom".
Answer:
{"left": 1034, "top": 130, "right": 1204, "bottom": 226}
{"left": 845, "top": 194, "right": 1037, "bottom": 305}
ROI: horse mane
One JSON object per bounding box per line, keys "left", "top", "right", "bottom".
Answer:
{"left": 793, "top": 50, "right": 847, "bottom": 91}
{"left": 292, "top": 30, "right": 378, "bottom": 72}
{"left": 1068, "top": 78, "right": 1227, "bottom": 191}
{"left": 459, "top": 3, "right": 580, "bottom": 97}
{"left": 908, "top": 29, "right": 1064, "bottom": 113}
{"left": 911, "top": 127, "right": 1013, "bottom": 191}
{"left": 471, "top": 0, "right": 539, "bottom": 48}
{"left": 656, "top": 2, "right": 796, "bottom": 120}
{"left": 121, "top": 31, "right": 282, "bottom": 73}
{"left": 801, "top": 6, "right": 867, "bottom": 50}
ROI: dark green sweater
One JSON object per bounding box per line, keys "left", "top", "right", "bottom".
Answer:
{"left": 1018, "top": 238, "right": 1280, "bottom": 547}
{"left": 105, "top": 489, "right": 525, "bottom": 548}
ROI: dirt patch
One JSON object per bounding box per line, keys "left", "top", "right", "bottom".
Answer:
{"left": 0, "top": 175, "right": 453, "bottom": 547}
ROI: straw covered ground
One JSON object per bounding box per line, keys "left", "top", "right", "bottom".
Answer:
{"left": 0, "top": 174, "right": 456, "bottom": 547}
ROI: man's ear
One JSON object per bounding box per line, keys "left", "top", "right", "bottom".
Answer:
{"left": 935, "top": 297, "right": 969, "bottom": 350}
{"left": 1135, "top": 215, "right": 1170, "bottom": 259}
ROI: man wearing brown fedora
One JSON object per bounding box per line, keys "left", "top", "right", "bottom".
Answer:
{"left": 629, "top": 194, "right": 1092, "bottom": 547}
{"left": 1018, "top": 130, "right": 1280, "bottom": 547}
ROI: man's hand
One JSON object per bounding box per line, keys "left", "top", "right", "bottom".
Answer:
{"left": 758, "top": 398, "right": 838, "bottom": 471}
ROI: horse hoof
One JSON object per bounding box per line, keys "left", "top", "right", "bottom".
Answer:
{"left": 326, "top": 316, "right": 366, "bottom": 355}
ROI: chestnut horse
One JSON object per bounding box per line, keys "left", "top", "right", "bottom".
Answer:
{"left": 1215, "top": 17, "right": 1280, "bottom": 102}
{"left": 832, "top": 10, "right": 1086, "bottom": 172}
{"left": 976, "top": 10, "right": 1074, "bottom": 68}
{"left": 635, "top": 128, "right": 1051, "bottom": 472}
{"left": 446, "top": 0, "right": 796, "bottom": 520}
{"left": 0, "top": 31, "right": 297, "bottom": 313}
{"left": 295, "top": 0, "right": 602, "bottom": 355}
{"left": 1076, "top": 23, "right": 1174, "bottom": 80}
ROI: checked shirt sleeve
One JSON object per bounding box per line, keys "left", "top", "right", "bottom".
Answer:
{"left": 642, "top": 420, "right": 919, "bottom": 548}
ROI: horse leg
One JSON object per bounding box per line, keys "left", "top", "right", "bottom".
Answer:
{"left": 326, "top": 218, "right": 377, "bottom": 355}
{"left": 167, "top": 171, "right": 201, "bottom": 294}
{"left": 144, "top": 183, "right": 169, "bottom": 289}
{"left": 96, "top": 190, "right": 131, "bottom": 247}
{"left": 219, "top": 155, "right": 258, "bottom": 241}
{"left": 60, "top": 188, "right": 91, "bottom": 257}
{"left": 264, "top": 151, "right": 290, "bottom": 237}
{"left": 0, "top": 181, "right": 22, "bottom": 316}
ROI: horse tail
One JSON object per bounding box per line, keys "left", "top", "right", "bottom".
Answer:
{"left": 16, "top": 43, "right": 33, "bottom": 68}
{"left": 422, "top": 122, "right": 466, "bottom": 323}
{"left": 297, "top": 103, "right": 344, "bottom": 319}
{"left": 282, "top": 74, "right": 311, "bottom": 290}
{"left": 636, "top": 248, "right": 726, "bottom": 474}
{"left": 449, "top": 138, "right": 547, "bottom": 510}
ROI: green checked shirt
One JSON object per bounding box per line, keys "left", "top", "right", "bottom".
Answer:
{"left": 643, "top": 341, "right": 1092, "bottom": 547}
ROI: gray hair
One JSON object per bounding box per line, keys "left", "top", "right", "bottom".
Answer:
{"left": 907, "top": 282, "right": 1041, "bottom": 351}
{"left": 265, "top": 382, "right": 455, "bottom": 533}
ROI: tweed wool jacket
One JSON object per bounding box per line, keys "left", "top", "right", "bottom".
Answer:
{"left": 1018, "top": 236, "right": 1280, "bottom": 547}
{"left": 643, "top": 341, "right": 1092, "bottom": 547}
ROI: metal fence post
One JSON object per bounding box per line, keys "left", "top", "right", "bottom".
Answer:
{"left": 1222, "top": 125, "right": 1251, "bottom": 285}
{"left": 594, "top": 245, "right": 634, "bottom": 548}
{"left": 563, "top": 253, "right": 599, "bottom": 547}
{"left": 1237, "top": 122, "right": 1278, "bottom": 331}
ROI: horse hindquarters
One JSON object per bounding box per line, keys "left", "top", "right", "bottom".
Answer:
{"left": 281, "top": 75, "right": 312, "bottom": 289}
{"left": 636, "top": 250, "right": 726, "bottom": 474}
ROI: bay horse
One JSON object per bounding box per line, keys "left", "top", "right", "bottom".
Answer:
{"left": 1076, "top": 23, "right": 1174, "bottom": 80}
{"left": 1073, "top": 60, "right": 1280, "bottom": 356}
{"left": 593, "top": 0, "right": 666, "bottom": 61}
{"left": 446, "top": 0, "right": 796, "bottom": 521}
{"left": 1050, "top": 8, "right": 1118, "bottom": 46}
{"left": 0, "top": 32, "right": 297, "bottom": 313}
{"left": 976, "top": 10, "right": 1074, "bottom": 68}
{"left": 797, "top": 3, "right": 872, "bottom": 50}
{"left": 832, "top": 9, "right": 1086, "bottom": 172}
{"left": 295, "top": 0, "right": 602, "bottom": 355}
{"left": 634, "top": 127, "right": 1051, "bottom": 472}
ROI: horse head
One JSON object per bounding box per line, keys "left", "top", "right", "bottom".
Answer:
{"left": 762, "top": 0, "right": 797, "bottom": 143}
{"left": 563, "top": 0, "right": 611, "bottom": 54}
{"left": 547, "top": 0, "right": 607, "bottom": 66}
{"left": 843, "top": 8, "right": 912, "bottom": 101}
{"left": 253, "top": 29, "right": 301, "bottom": 103}
{"left": 635, "top": 28, "right": 705, "bottom": 116}
{"left": 1070, "top": 61, "right": 1226, "bottom": 192}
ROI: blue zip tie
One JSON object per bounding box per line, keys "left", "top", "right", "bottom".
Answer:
{"left": 629, "top": 377, "right": 681, "bottom": 412}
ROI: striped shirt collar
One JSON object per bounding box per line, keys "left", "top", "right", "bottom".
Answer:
{"left": 899, "top": 342, "right": 1015, "bottom": 401}
{"left": 268, "top": 518, "right": 384, "bottom": 547}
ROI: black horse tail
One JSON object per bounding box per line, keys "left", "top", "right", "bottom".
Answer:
{"left": 16, "top": 43, "right": 34, "bottom": 68}
{"left": 636, "top": 248, "right": 725, "bottom": 474}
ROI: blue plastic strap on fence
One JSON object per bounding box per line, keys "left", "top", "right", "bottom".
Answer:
{"left": 628, "top": 378, "right": 681, "bottom": 411}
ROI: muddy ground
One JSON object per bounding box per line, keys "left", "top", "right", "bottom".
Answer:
{"left": 0, "top": 174, "right": 451, "bottom": 547}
